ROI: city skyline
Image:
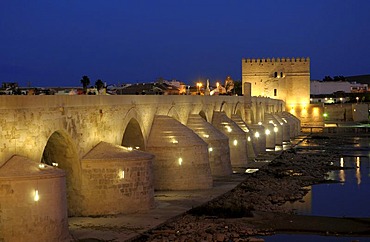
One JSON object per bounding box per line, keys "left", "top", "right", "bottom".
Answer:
{"left": 1, "top": 0, "right": 370, "bottom": 87}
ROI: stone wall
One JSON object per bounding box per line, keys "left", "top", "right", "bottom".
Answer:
{"left": 147, "top": 116, "right": 213, "bottom": 190}
{"left": 0, "top": 95, "right": 285, "bottom": 212}
{"left": 81, "top": 142, "right": 154, "bottom": 216}
{"left": 0, "top": 95, "right": 253, "bottom": 166}
{"left": 319, "top": 103, "right": 369, "bottom": 123}
{"left": 0, "top": 156, "right": 70, "bottom": 242}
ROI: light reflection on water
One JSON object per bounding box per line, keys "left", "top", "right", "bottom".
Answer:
{"left": 264, "top": 234, "right": 370, "bottom": 242}
{"left": 265, "top": 136, "right": 370, "bottom": 241}
{"left": 287, "top": 153, "right": 370, "bottom": 216}
{"left": 311, "top": 155, "right": 370, "bottom": 217}
{"left": 285, "top": 136, "right": 370, "bottom": 217}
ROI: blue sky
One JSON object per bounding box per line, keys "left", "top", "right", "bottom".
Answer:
{"left": 1, "top": 1, "right": 370, "bottom": 87}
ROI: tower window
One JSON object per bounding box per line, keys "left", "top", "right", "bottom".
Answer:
{"left": 280, "top": 72, "right": 283, "bottom": 78}
{"left": 274, "top": 89, "right": 277, "bottom": 96}
{"left": 274, "top": 72, "right": 278, "bottom": 78}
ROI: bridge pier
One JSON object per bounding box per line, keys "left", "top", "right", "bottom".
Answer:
{"left": 146, "top": 115, "right": 213, "bottom": 190}
{"left": 212, "top": 112, "right": 249, "bottom": 168}
{"left": 280, "top": 112, "right": 301, "bottom": 137}
{"left": 248, "top": 124, "right": 267, "bottom": 155}
{"left": 80, "top": 142, "right": 155, "bottom": 216}
{"left": 186, "top": 114, "right": 232, "bottom": 176}
{"left": 264, "top": 114, "right": 283, "bottom": 147}
{"left": 0, "top": 156, "right": 70, "bottom": 242}
{"left": 263, "top": 123, "right": 276, "bottom": 150}
{"left": 231, "top": 114, "right": 257, "bottom": 159}
{"left": 272, "top": 114, "right": 291, "bottom": 143}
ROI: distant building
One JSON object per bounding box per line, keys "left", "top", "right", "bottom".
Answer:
{"left": 345, "top": 74, "right": 370, "bottom": 86}
{"left": 242, "top": 57, "right": 311, "bottom": 109}
{"left": 1, "top": 82, "right": 18, "bottom": 89}
{"left": 310, "top": 80, "right": 368, "bottom": 95}
{"left": 117, "top": 81, "right": 182, "bottom": 95}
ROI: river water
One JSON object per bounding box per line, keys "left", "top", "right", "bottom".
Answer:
{"left": 264, "top": 135, "right": 370, "bottom": 241}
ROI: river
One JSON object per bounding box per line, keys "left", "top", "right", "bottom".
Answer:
{"left": 265, "top": 135, "right": 370, "bottom": 241}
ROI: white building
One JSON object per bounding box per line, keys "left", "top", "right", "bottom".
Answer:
{"left": 310, "top": 80, "right": 367, "bottom": 95}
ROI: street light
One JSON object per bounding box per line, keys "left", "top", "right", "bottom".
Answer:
{"left": 197, "top": 82, "right": 203, "bottom": 95}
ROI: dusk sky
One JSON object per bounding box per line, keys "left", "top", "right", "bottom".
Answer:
{"left": 1, "top": 1, "right": 370, "bottom": 87}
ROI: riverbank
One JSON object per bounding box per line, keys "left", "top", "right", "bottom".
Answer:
{"left": 131, "top": 134, "right": 370, "bottom": 241}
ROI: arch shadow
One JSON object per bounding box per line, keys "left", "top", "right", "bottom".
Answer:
{"left": 122, "top": 108, "right": 147, "bottom": 150}
{"left": 42, "top": 130, "right": 82, "bottom": 216}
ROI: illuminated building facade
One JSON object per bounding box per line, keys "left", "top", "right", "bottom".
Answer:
{"left": 242, "top": 57, "right": 310, "bottom": 111}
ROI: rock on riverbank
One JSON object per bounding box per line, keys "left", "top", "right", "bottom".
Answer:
{"left": 132, "top": 135, "right": 367, "bottom": 242}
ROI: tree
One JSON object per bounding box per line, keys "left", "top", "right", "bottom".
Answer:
{"left": 80, "top": 75, "right": 90, "bottom": 94}
{"left": 233, "top": 80, "right": 242, "bottom": 96}
{"left": 224, "top": 76, "right": 234, "bottom": 95}
{"left": 333, "top": 76, "right": 345, "bottom": 82}
{"left": 95, "top": 79, "right": 104, "bottom": 93}
{"left": 322, "top": 76, "right": 333, "bottom": 82}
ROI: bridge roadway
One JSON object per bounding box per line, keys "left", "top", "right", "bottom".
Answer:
{"left": 0, "top": 95, "right": 300, "bottom": 242}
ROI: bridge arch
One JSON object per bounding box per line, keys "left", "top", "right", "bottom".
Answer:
{"left": 41, "top": 130, "right": 82, "bottom": 216}
{"left": 234, "top": 101, "right": 243, "bottom": 116}
{"left": 122, "top": 118, "right": 145, "bottom": 151}
{"left": 121, "top": 108, "right": 147, "bottom": 150}
{"left": 219, "top": 101, "right": 233, "bottom": 117}
{"left": 167, "top": 106, "right": 181, "bottom": 122}
{"left": 199, "top": 110, "right": 207, "bottom": 121}
{"left": 220, "top": 101, "right": 226, "bottom": 112}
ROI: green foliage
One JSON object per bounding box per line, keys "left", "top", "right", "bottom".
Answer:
{"left": 322, "top": 75, "right": 345, "bottom": 82}
{"left": 95, "top": 79, "right": 104, "bottom": 91}
{"left": 80, "top": 75, "right": 90, "bottom": 93}
{"left": 233, "top": 80, "right": 242, "bottom": 95}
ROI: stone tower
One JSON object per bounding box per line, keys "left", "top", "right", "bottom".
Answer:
{"left": 242, "top": 57, "right": 310, "bottom": 110}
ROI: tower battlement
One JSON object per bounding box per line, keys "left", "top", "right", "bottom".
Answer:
{"left": 242, "top": 57, "right": 310, "bottom": 63}
{"left": 242, "top": 56, "right": 310, "bottom": 110}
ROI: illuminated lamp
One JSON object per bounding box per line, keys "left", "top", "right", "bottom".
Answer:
{"left": 254, "top": 132, "right": 260, "bottom": 138}
{"left": 34, "top": 190, "right": 40, "bottom": 202}
{"left": 233, "top": 139, "right": 238, "bottom": 146}
{"left": 265, "top": 129, "right": 270, "bottom": 135}
{"left": 120, "top": 170, "right": 125, "bottom": 179}
{"left": 178, "top": 157, "right": 183, "bottom": 166}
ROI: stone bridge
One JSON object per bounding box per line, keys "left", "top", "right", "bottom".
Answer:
{"left": 0, "top": 93, "right": 300, "bottom": 241}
